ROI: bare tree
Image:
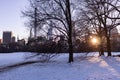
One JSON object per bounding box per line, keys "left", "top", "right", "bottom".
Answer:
{"left": 82, "top": 0, "right": 120, "bottom": 56}
{"left": 23, "top": 0, "right": 85, "bottom": 63}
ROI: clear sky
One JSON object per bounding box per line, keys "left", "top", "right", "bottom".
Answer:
{"left": 0, "top": 0, "right": 29, "bottom": 40}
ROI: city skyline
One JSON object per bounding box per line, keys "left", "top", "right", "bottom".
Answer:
{"left": 0, "top": 0, "right": 29, "bottom": 40}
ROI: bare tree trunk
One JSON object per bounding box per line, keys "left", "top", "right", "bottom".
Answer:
{"left": 66, "top": 0, "right": 74, "bottom": 63}
{"left": 105, "top": 28, "right": 112, "bottom": 56}
{"left": 99, "top": 37, "right": 104, "bottom": 56}
{"left": 99, "top": 47, "right": 104, "bottom": 56}
{"left": 68, "top": 37, "right": 73, "bottom": 63}
{"left": 106, "top": 36, "right": 112, "bottom": 56}
{"left": 98, "top": 26, "right": 104, "bottom": 56}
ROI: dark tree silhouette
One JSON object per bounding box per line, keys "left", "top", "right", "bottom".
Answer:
{"left": 22, "top": 0, "right": 84, "bottom": 63}
{"left": 82, "top": 0, "right": 120, "bottom": 56}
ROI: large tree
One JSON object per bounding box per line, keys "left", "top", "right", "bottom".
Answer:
{"left": 23, "top": 0, "right": 84, "bottom": 63}
{"left": 82, "top": 0, "right": 120, "bottom": 56}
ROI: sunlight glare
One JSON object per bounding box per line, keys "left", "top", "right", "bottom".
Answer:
{"left": 92, "top": 38, "right": 98, "bottom": 44}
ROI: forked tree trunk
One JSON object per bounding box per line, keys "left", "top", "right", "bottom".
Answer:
{"left": 105, "top": 28, "right": 112, "bottom": 56}
{"left": 98, "top": 26, "right": 104, "bottom": 56}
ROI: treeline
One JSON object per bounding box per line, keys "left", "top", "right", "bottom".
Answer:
{"left": 0, "top": 36, "right": 120, "bottom": 53}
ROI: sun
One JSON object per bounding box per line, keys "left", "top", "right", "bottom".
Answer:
{"left": 91, "top": 38, "right": 98, "bottom": 44}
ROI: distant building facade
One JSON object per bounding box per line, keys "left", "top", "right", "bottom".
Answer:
{"left": 47, "top": 27, "right": 53, "bottom": 40}
{"left": 18, "top": 39, "right": 25, "bottom": 46}
{"left": 0, "top": 39, "right": 2, "bottom": 44}
{"left": 11, "top": 36, "right": 16, "bottom": 43}
{"left": 3, "top": 31, "right": 12, "bottom": 44}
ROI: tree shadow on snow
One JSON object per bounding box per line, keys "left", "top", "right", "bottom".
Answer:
{"left": 99, "top": 56, "right": 120, "bottom": 78}
{"left": 0, "top": 61, "right": 40, "bottom": 73}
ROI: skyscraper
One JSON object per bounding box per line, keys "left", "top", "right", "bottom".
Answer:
{"left": 3, "top": 31, "right": 12, "bottom": 44}
{"left": 47, "top": 21, "right": 53, "bottom": 40}
{"left": 47, "top": 27, "right": 53, "bottom": 40}
{"left": 0, "top": 39, "right": 2, "bottom": 44}
{"left": 11, "top": 36, "right": 16, "bottom": 43}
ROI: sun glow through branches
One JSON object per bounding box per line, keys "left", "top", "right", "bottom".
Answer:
{"left": 91, "top": 37, "right": 99, "bottom": 45}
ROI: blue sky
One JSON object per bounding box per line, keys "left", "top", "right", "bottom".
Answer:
{"left": 0, "top": 0, "right": 29, "bottom": 40}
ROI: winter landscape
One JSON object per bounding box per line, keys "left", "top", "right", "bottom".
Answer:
{"left": 0, "top": 52, "right": 120, "bottom": 80}
{"left": 1, "top": 0, "right": 120, "bottom": 80}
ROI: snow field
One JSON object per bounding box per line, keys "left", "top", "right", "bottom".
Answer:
{"left": 0, "top": 52, "right": 120, "bottom": 80}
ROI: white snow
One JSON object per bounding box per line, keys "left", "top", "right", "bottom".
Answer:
{"left": 0, "top": 52, "right": 25, "bottom": 66}
{"left": 0, "top": 52, "right": 120, "bottom": 80}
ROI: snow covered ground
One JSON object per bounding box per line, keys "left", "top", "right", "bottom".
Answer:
{"left": 0, "top": 52, "right": 25, "bottom": 66}
{"left": 0, "top": 52, "right": 120, "bottom": 80}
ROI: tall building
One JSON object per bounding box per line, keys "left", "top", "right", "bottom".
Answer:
{"left": 11, "top": 36, "right": 16, "bottom": 43}
{"left": 3, "top": 31, "right": 12, "bottom": 44}
{"left": 47, "top": 27, "right": 53, "bottom": 40}
{"left": 0, "top": 39, "right": 2, "bottom": 44}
